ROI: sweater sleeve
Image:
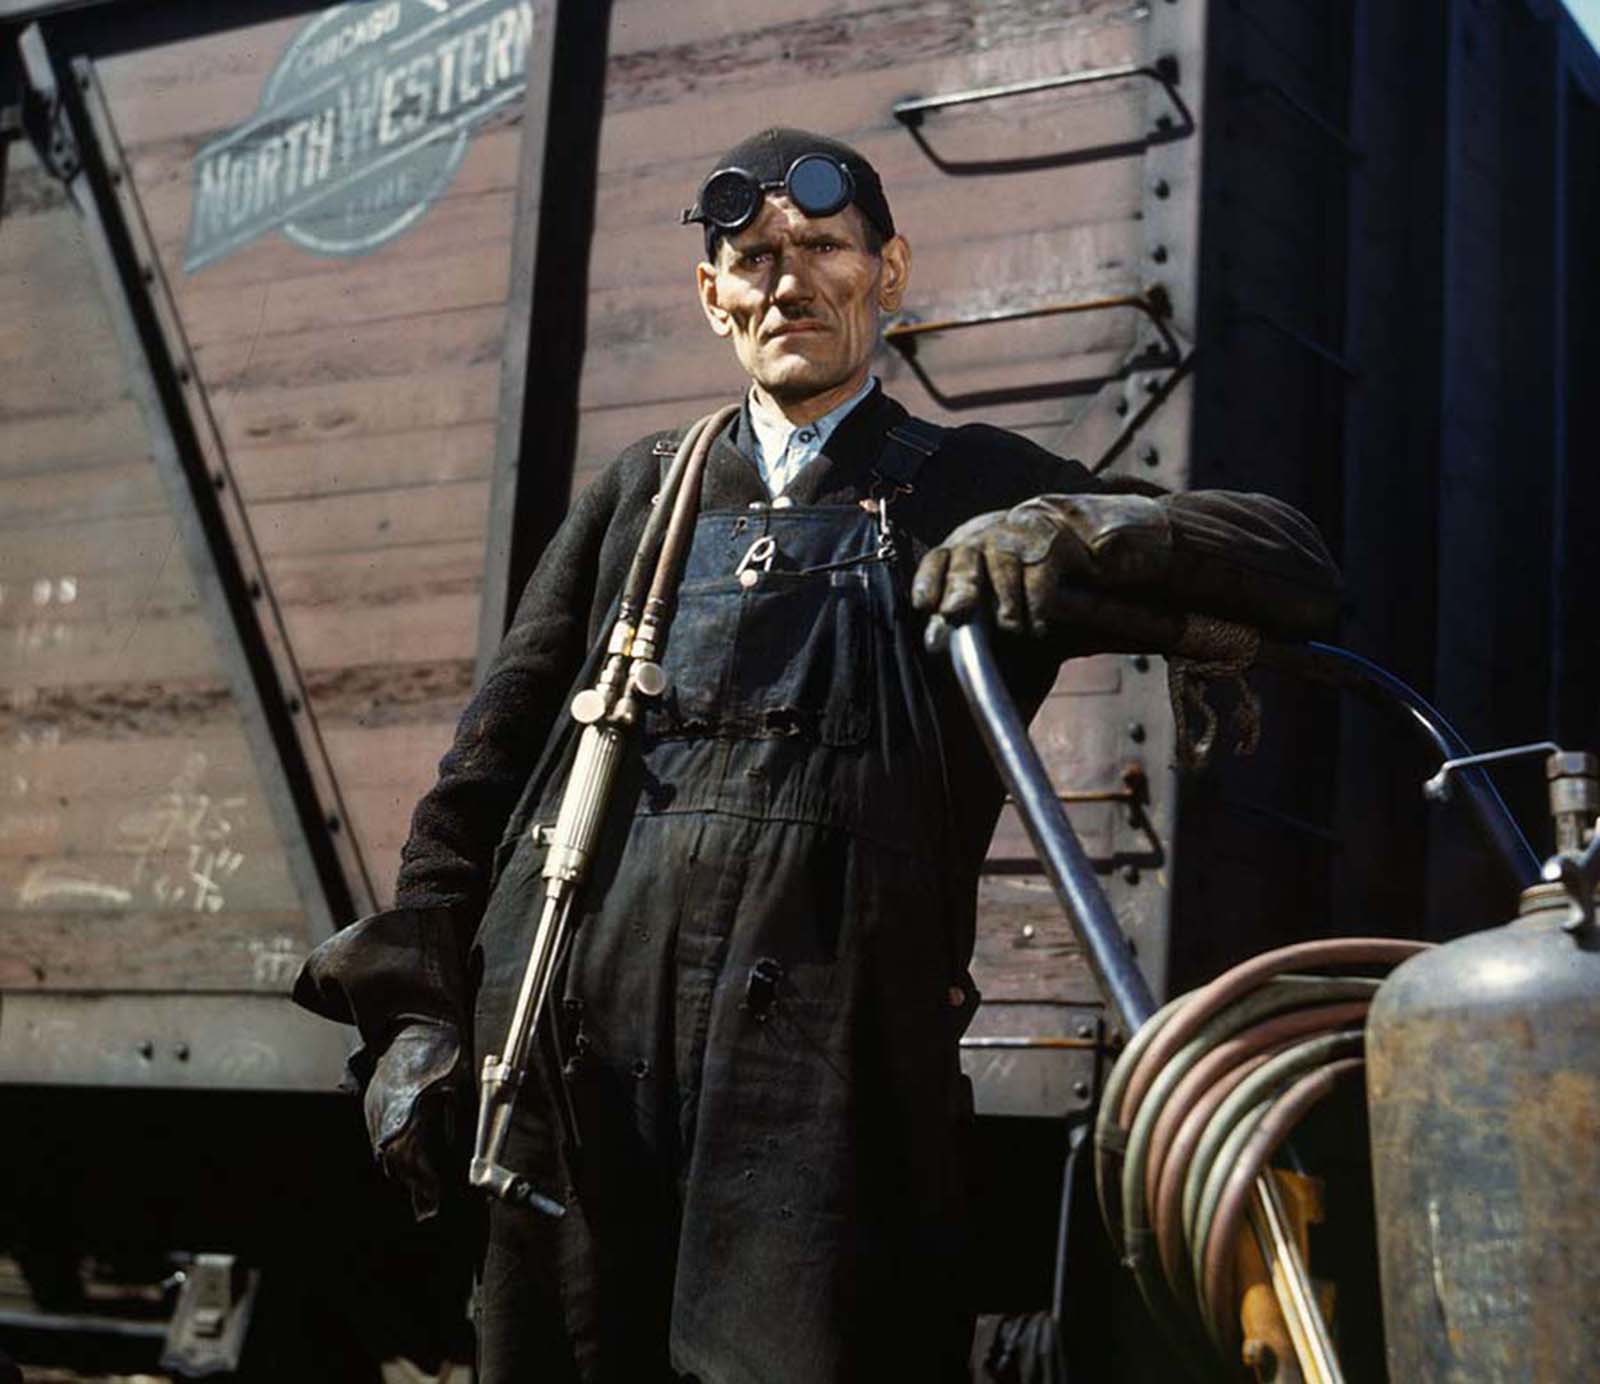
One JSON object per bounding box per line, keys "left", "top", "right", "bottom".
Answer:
{"left": 393, "top": 461, "right": 623, "bottom": 915}
{"left": 292, "top": 457, "right": 628, "bottom": 1055}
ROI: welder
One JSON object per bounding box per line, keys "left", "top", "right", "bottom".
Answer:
{"left": 294, "top": 127, "right": 1341, "bottom": 1383}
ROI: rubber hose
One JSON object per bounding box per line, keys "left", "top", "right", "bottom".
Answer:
{"left": 1149, "top": 1005, "right": 1368, "bottom": 1294}
{"left": 1117, "top": 938, "right": 1425, "bottom": 1126}
{"left": 618, "top": 412, "right": 711, "bottom": 620}
{"left": 1185, "top": 1031, "right": 1365, "bottom": 1310}
{"left": 1093, "top": 937, "right": 1428, "bottom": 1377}
{"left": 1095, "top": 992, "right": 1188, "bottom": 1249}
{"left": 1120, "top": 977, "right": 1378, "bottom": 1268}
{"left": 1144, "top": 1000, "right": 1370, "bottom": 1218}
{"left": 1198, "top": 1056, "right": 1364, "bottom": 1352}
{"left": 1112, "top": 982, "right": 1373, "bottom": 1372}
{"left": 645, "top": 404, "right": 738, "bottom": 611}
{"left": 1191, "top": 1101, "right": 1273, "bottom": 1336}
{"left": 1154, "top": 1045, "right": 1287, "bottom": 1294}
{"left": 1093, "top": 996, "right": 1219, "bottom": 1382}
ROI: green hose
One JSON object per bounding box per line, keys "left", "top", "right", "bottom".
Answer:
{"left": 1186, "top": 1031, "right": 1362, "bottom": 1339}
{"left": 1094, "top": 965, "right": 1405, "bottom": 1375}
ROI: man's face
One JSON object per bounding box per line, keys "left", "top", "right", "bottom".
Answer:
{"left": 695, "top": 195, "right": 911, "bottom": 409}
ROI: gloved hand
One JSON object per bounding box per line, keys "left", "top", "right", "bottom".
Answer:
{"left": 912, "top": 493, "right": 1172, "bottom": 637}
{"left": 292, "top": 905, "right": 477, "bottom": 1221}
{"left": 362, "top": 1018, "right": 471, "bottom": 1221}
{"left": 913, "top": 490, "right": 1341, "bottom": 643}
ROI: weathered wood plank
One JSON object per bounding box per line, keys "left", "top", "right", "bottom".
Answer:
{"left": 0, "top": 537, "right": 483, "bottom": 641}
{"left": 969, "top": 873, "right": 1100, "bottom": 1004}
{"left": 0, "top": 459, "right": 168, "bottom": 530}
{"left": 596, "top": 0, "right": 1142, "bottom": 119}
{"left": 0, "top": 401, "right": 150, "bottom": 476}
{"left": 1, "top": 668, "right": 472, "bottom": 758}
{"left": 0, "top": 424, "right": 498, "bottom": 530}
{"left": 191, "top": 304, "right": 506, "bottom": 395}
{"left": 175, "top": 249, "right": 512, "bottom": 349}
{"left": 0, "top": 595, "right": 480, "bottom": 688}
{"left": 0, "top": 908, "right": 311, "bottom": 992}
{"left": 268, "top": 540, "right": 485, "bottom": 612}
{"left": 230, "top": 422, "right": 496, "bottom": 500}
{"left": 0, "top": 848, "right": 297, "bottom": 909}
{"left": 210, "top": 365, "right": 502, "bottom": 447}
{"left": 0, "top": 480, "right": 488, "bottom": 584}
{"left": 3, "top": 363, "right": 502, "bottom": 470}
{"left": 603, "top": 0, "right": 1130, "bottom": 53}
{"left": 0, "top": 310, "right": 130, "bottom": 408}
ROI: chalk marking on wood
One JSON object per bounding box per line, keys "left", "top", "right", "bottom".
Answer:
{"left": 18, "top": 863, "right": 134, "bottom": 907}
{"left": 248, "top": 934, "right": 305, "bottom": 985}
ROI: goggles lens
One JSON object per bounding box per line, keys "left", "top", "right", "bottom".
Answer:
{"left": 692, "top": 155, "right": 858, "bottom": 233}
{"left": 785, "top": 154, "right": 852, "bottom": 218}
{"left": 698, "top": 169, "right": 762, "bottom": 233}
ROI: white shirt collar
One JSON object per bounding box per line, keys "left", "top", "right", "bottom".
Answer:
{"left": 747, "top": 375, "right": 877, "bottom": 497}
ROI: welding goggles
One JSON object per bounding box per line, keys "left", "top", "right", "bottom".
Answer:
{"left": 683, "top": 153, "right": 858, "bottom": 236}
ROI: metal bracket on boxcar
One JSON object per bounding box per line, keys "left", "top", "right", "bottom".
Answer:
{"left": 159, "top": 1253, "right": 259, "bottom": 1377}
{"left": 12, "top": 37, "right": 78, "bottom": 184}
{"left": 959, "top": 1006, "right": 1104, "bottom": 1117}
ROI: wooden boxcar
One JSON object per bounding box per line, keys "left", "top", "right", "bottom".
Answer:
{"left": 0, "top": 0, "right": 1596, "bottom": 1375}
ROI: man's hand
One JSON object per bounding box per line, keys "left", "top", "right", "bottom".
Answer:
{"left": 912, "top": 493, "right": 1172, "bottom": 636}
{"left": 363, "top": 1019, "right": 470, "bottom": 1221}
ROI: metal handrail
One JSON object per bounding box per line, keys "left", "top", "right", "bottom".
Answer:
{"left": 886, "top": 290, "right": 1172, "bottom": 344}
{"left": 944, "top": 619, "right": 1157, "bottom": 1034}
{"left": 885, "top": 290, "right": 1181, "bottom": 366}
{"left": 940, "top": 620, "right": 1352, "bottom": 1379}
{"left": 892, "top": 56, "right": 1181, "bottom": 125}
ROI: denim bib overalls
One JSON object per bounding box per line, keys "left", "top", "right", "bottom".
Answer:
{"left": 473, "top": 427, "right": 978, "bottom": 1384}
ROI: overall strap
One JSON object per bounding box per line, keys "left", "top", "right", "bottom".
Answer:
{"left": 874, "top": 416, "right": 946, "bottom": 491}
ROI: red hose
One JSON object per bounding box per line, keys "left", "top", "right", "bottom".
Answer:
{"left": 1117, "top": 937, "right": 1425, "bottom": 1126}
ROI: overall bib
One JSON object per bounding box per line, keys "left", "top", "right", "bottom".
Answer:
{"left": 473, "top": 484, "right": 977, "bottom": 1384}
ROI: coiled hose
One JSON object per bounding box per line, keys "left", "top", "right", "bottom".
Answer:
{"left": 1093, "top": 937, "right": 1428, "bottom": 1375}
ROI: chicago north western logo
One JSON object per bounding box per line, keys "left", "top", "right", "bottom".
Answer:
{"left": 184, "top": 0, "right": 535, "bottom": 270}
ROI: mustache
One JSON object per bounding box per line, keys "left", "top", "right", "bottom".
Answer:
{"left": 761, "top": 311, "right": 826, "bottom": 341}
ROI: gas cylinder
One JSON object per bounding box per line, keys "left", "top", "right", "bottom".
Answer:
{"left": 1365, "top": 751, "right": 1600, "bottom": 1381}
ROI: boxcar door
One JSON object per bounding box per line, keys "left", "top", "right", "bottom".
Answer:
{"left": 0, "top": 0, "right": 549, "bottom": 1090}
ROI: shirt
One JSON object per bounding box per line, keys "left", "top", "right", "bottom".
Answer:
{"left": 747, "top": 374, "right": 877, "bottom": 497}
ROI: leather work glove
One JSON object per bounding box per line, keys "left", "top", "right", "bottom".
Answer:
{"left": 291, "top": 905, "right": 478, "bottom": 1222}
{"left": 912, "top": 490, "right": 1341, "bottom": 644}
{"left": 913, "top": 494, "right": 1171, "bottom": 639}
{"left": 363, "top": 1018, "right": 471, "bottom": 1222}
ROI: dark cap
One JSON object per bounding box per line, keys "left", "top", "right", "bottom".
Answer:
{"left": 686, "top": 127, "right": 895, "bottom": 256}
